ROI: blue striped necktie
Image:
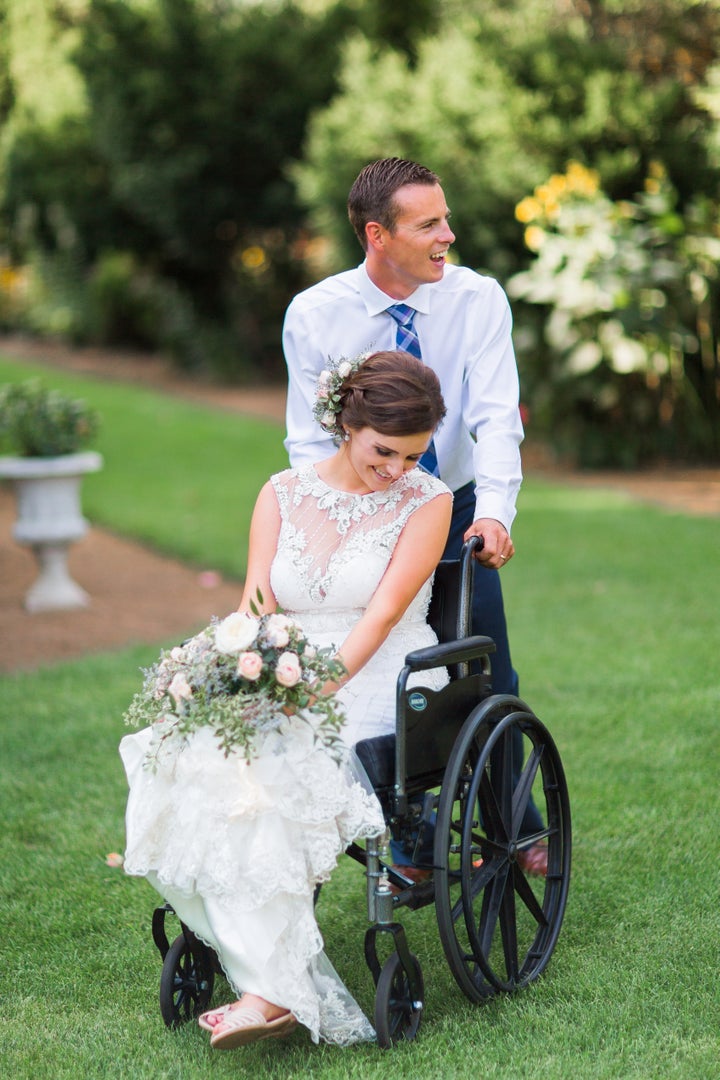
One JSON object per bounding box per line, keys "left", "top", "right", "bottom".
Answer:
{"left": 386, "top": 303, "right": 439, "bottom": 476}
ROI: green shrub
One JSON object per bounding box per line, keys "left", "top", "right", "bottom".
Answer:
{"left": 0, "top": 378, "right": 100, "bottom": 457}
{"left": 507, "top": 161, "right": 720, "bottom": 466}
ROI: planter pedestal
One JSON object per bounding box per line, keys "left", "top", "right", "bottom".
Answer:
{"left": 0, "top": 452, "right": 103, "bottom": 612}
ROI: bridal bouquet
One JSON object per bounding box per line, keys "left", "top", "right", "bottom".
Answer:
{"left": 123, "top": 608, "right": 347, "bottom": 764}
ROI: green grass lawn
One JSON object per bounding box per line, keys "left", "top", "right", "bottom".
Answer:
{"left": 1, "top": 352, "right": 719, "bottom": 1077}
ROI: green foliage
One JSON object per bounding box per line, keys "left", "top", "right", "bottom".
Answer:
{"left": 298, "top": 0, "right": 720, "bottom": 279}
{"left": 0, "top": 377, "right": 99, "bottom": 456}
{"left": 295, "top": 0, "right": 720, "bottom": 464}
{"left": 507, "top": 161, "right": 720, "bottom": 465}
{"left": 1, "top": 0, "right": 719, "bottom": 459}
{"left": 0, "top": 0, "right": 366, "bottom": 376}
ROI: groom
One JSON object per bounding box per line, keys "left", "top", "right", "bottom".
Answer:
{"left": 281, "top": 157, "right": 547, "bottom": 876}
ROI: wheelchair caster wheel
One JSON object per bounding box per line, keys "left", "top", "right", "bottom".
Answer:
{"left": 159, "top": 932, "right": 215, "bottom": 1028}
{"left": 374, "top": 951, "right": 424, "bottom": 1048}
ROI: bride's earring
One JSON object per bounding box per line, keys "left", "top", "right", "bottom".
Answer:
{"left": 343, "top": 430, "right": 350, "bottom": 442}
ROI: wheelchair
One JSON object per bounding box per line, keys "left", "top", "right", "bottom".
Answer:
{"left": 150, "top": 537, "right": 571, "bottom": 1048}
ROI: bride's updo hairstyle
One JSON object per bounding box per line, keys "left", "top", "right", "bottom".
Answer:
{"left": 338, "top": 350, "right": 446, "bottom": 437}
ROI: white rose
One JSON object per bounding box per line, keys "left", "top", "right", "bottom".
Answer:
{"left": 321, "top": 410, "right": 337, "bottom": 430}
{"left": 215, "top": 612, "right": 259, "bottom": 654}
{"left": 337, "top": 360, "right": 352, "bottom": 377}
{"left": 264, "top": 616, "right": 290, "bottom": 648}
{"left": 318, "top": 369, "right": 332, "bottom": 387}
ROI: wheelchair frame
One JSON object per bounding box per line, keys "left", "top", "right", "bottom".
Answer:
{"left": 151, "top": 538, "right": 572, "bottom": 1047}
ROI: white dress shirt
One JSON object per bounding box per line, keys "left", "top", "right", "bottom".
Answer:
{"left": 282, "top": 262, "right": 523, "bottom": 532}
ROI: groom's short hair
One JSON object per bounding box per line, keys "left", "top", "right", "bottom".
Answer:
{"left": 348, "top": 158, "right": 440, "bottom": 250}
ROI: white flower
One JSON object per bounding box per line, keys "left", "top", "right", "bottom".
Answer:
{"left": 337, "top": 360, "right": 352, "bottom": 377}
{"left": 168, "top": 672, "right": 192, "bottom": 704}
{"left": 215, "top": 611, "right": 259, "bottom": 654}
{"left": 321, "top": 410, "right": 337, "bottom": 430}
{"left": 264, "top": 613, "right": 294, "bottom": 648}
{"left": 275, "top": 651, "right": 302, "bottom": 688}
{"left": 303, "top": 644, "right": 317, "bottom": 660}
{"left": 318, "top": 369, "right": 332, "bottom": 387}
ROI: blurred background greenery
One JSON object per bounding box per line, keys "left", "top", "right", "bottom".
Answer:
{"left": 0, "top": 0, "right": 718, "bottom": 466}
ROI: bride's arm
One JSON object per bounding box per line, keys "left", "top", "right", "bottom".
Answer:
{"left": 328, "top": 491, "right": 452, "bottom": 690}
{"left": 237, "top": 481, "right": 281, "bottom": 614}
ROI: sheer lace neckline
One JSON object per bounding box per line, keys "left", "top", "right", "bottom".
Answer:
{"left": 308, "top": 462, "right": 414, "bottom": 501}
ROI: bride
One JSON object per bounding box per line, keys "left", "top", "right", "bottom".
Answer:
{"left": 120, "top": 349, "right": 452, "bottom": 1050}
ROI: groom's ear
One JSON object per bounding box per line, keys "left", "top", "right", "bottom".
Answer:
{"left": 365, "top": 221, "right": 386, "bottom": 252}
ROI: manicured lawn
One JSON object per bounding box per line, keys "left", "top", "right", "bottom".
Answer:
{"left": 1, "top": 351, "right": 718, "bottom": 1076}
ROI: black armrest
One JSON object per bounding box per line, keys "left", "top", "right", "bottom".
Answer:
{"left": 403, "top": 634, "right": 496, "bottom": 673}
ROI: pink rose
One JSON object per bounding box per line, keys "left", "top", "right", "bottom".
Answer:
{"left": 237, "top": 651, "right": 263, "bottom": 681}
{"left": 168, "top": 672, "right": 192, "bottom": 704}
{"left": 275, "top": 651, "right": 302, "bottom": 688}
{"left": 105, "top": 852, "right": 124, "bottom": 868}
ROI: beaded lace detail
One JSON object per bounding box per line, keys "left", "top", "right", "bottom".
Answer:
{"left": 271, "top": 464, "right": 445, "bottom": 611}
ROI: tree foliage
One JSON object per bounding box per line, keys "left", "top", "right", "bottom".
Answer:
{"left": 1, "top": 0, "right": 364, "bottom": 373}
{"left": 0, "top": 0, "right": 718, "bottom": 460}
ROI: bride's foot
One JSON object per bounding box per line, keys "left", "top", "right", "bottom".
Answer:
{"left": 209, "top": 994, "right": 297, "bottom": 1050}
{"left": 198, "top": 1003, "right": 234, "bottom": 1031}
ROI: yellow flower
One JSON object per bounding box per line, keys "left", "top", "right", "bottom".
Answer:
{"left": 240, "top": 245, "right": 267, "bottom": 271}
{"left": 515, "top": 196, "right": 542, "bottom": 223}
{"left": 547, "top": 173, "right": 568, "bottom": 196}
{"left": 524, "top": 225, "right": 546, "bottom": 252}
{"left": 647, "top": 160, "right": 666, "bottom": 180}
{"left": 565, "top": 161, "right": 599, "bottom": 197}
{"left": 535, "top": 183, "right": 552, "bottom": 206}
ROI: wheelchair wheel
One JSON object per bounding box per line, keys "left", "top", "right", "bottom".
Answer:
{"left": 374, "top": 951, "right": 424, "bottom": 1049}
{"left": 435, "top": 695, "right": 571, "bottom": 1002}
{"left": 159, "top": 931, "right": 215, "bottom": 1028}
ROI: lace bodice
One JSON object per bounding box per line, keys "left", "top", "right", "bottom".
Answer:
{"left": 269, "top": 464, "right": 451, "bottom": 745}
{"left": 270, "top": 463, "right": 448, "bottom": 621}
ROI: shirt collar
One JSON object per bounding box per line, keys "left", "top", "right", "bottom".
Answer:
{"left": 357, "top": 262, "right": 434, "bottom": 317}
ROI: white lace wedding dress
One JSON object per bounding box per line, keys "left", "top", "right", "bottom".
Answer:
{"left": 120, "top": 464, "right": 450, "bottom": 1045}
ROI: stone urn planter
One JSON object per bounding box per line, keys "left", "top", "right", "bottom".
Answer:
{"left": 0, "top": 377, "right": 102, "bottom": 613}
{"left": 0, "top": 451, "right": 104, "bottom": 612}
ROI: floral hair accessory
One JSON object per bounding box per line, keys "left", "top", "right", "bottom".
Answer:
{"left": 123, "top": 597, "right": 347, "bottom": 766}
{"left": 312, "top": 348, "right": 374, "bottom": 438}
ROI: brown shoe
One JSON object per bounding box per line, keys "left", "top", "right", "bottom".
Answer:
{"left": 388, "top": 864, "right": 433, "bottom": 894}
{"left": 516, "top": 841, "right": 548, "bottom": 877}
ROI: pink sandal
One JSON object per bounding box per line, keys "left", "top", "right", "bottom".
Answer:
{"left": 210, "top": 1005, "right": 297, "bottom": 1050}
